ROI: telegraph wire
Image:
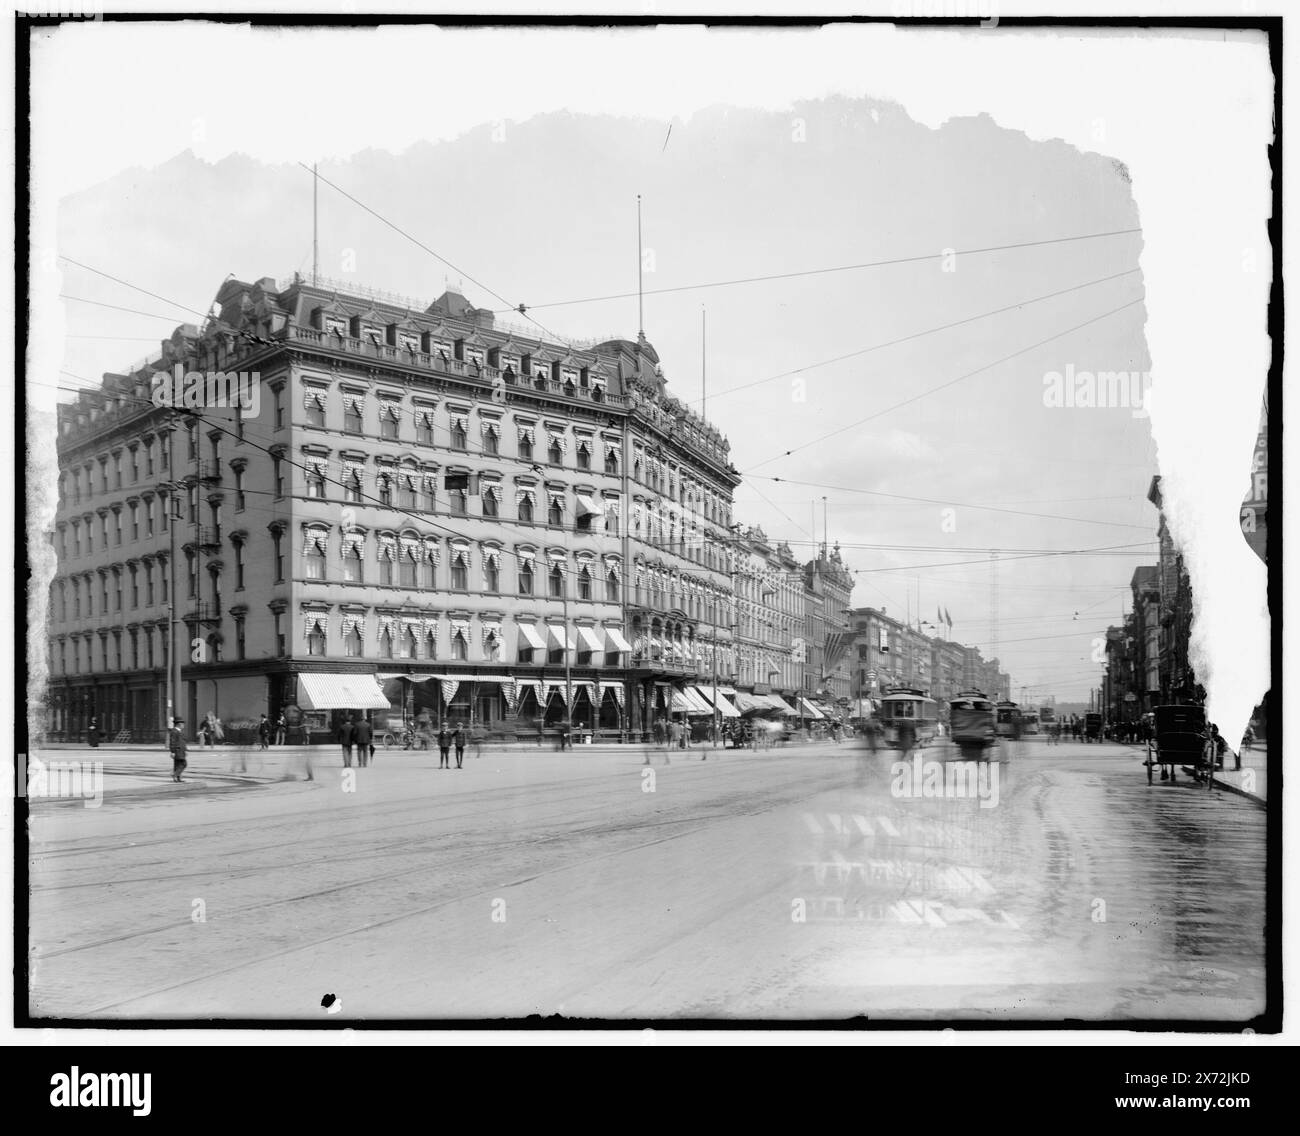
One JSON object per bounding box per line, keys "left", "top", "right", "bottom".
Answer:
{"left": 743, "top": 295, "right": 1146, "bottom": 473}
{"left": 494, "top": 226, "right": 1144, "bottom": 314}
{"left": 682, "top": 266, "right": 1142, "bottom": 408}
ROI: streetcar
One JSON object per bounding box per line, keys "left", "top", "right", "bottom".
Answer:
{"left": 1038, "top": 705, "right": 1056, "bottom": 731}
{"left": 877, "top": 686, "right": 940, "bottom": 749}
{"left": 1022, "top": 710, "right": 1040, "bottom": 735}
{"left": 994, "top": 700, "right": 1022, "bottom": 738}
{"left": 948, "top": 689, "right": 998, "bottom": 760}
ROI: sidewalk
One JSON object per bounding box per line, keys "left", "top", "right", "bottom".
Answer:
{"left": 1209, "top": 742, "right": 1268, "bottom": 805}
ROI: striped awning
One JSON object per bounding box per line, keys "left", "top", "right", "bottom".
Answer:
{"left": 799, "top": 697, "right": 826, "bottom": 720}
{"left": 297, "top": 672, "right": 391, "bottom": 710}
{"left": 692, "top": 686, "right": 740, "bottom": 718}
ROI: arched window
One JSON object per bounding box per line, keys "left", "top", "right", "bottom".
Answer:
{"left": 578, "top": 565, "right": 592, "bottom": 600}
{"left": 606, "top": 568, "right": 619, "bottom": 602}
{"left": 519, "top": 560, "right": 534, "bottom": 595}
{"left": 451, "top": 420, "right": 467, "bottom": 450}
{"left": 342, "top": 543, "right": 363, "bottom": 583}
{"left": 484, "top": 552, "right": 500, "bottom": 593}
{"left": 576, "top": 442, "right": 591, "bottom": 470}
{"left": 549, "top": 563, "right": 564, "bottom": 598}
{"left": 380, "top": 627, "right": 394, "bottom": 659}
{"left": 402, "top": 626, "right": 417, "bottom": 658}
{"left": 425, "top": 629, "right": 437, "bottom": 660}
{"left": 400, "top": 544, "right": 418, "bottom": 587}
{"left": 548, "top": 439, "right": 563, "bottom": 465}
{"left": 482, "top": 486, "right": 499, "bottom": 518}
{"left": 604, "top": 448, "right": 618, "bottom": 475}
{"left": 344, "top": 625, "right": 363, "bottom": 657}
{"left": 451, "top": 629, "right": 468, "bottom": 661}
{"left": 307, "top": 620, "right": 326, "bottom": 656}
{"left": 343, "top": 469, "right": 362, "bottom": 503}
{"left": 451, "top": 549, "right": 469, "bottom": 591}
{"left": 519, "top": 494, "right": 534, "bottom": 523}
{"left": 304, "top": 531, "right": 327, "bottom": 580}
{"left": 548, "top": 497, "right": 563, "bottom": 527}
{"left": 377, "top": 472, "right": 393, "bottom": 506}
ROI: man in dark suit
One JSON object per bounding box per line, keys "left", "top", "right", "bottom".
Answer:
{"left": 169, "top": 718, "right": 188, "bottom": 782}
{"left": 354, "top": 716, "right": 373, "bottom": 767}
{"left": 339, "top": 717, "right": 357, "bottom": 768}
{"left": 437, "top": 724, "right": 451, "bottom": 769}
{"left": 452, "top": 724, "right": 466, "bottom": 768}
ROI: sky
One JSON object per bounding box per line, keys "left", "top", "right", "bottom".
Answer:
{"left": 24, "top": 18, "right": 1272, "bottom": 717}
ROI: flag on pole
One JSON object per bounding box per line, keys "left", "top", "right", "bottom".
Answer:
{"left": 944, "top": 607, "right": 952, "bottom": 629}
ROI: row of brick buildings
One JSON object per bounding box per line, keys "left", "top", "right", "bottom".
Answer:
{"left": 842, "top": 607, "right": 1011, "bottom": 713}
{"left": 43, "top": 272, "right": 860, "bottom": 743}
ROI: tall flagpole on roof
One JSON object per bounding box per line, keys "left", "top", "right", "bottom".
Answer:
{"left": 637, "top": 194, "right": 644, "bottom": 338}
{"left": 312, "top": 163, "right": 319, "bottom": 286}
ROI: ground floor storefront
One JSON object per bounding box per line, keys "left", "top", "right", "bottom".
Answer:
{"left": 42, "top": 665, "right": 842, "bottom": 747}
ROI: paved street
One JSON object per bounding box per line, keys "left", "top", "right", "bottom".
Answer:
{"left": 28, "top": 737, "right": 1265, "bottom": 1021}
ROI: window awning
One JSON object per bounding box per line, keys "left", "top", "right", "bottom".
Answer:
{"left": 766, "top": 694, "right": 800, "bottom": 715}
{"left": 297, "top": 672, "right": 391, "bottom": 710}
{"left": 518, "top": 623, "right": 546, "bottom": 650}
{"left": 576, "top": 626, "right": 604, "bottom": 653}
{"left": 575, "top": 494, "right": 602, "bottom": 517}
{"left": 548, "top": 625, "right": 577, "bottom": 650}
{"left": 605, "top": 627, "right": 632, "bottom": 652}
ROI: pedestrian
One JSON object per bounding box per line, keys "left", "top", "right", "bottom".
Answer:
{"left": 257, "top": 714, "right": 270, "bottom": 750}
{"left": 453, "top": 724, "right": 466, "bottom": 768}
{"left": 168, "top": 717, "right": 188, "bottom": 782}
{"left": 213, "top": 715, "right": 225, "bottom": 746}
{"left": 652, "top": 718, "right": 664, "bottom": 748}
{"left": 354, "top": 716, "right": 373, "bottom": 767}
{"left": 338, "top": 716, "right": 356, "bottom": 768}
{"left": 897, "top": 718, "right": 916, "bottom": 759}
{"left": 1209, "top": 723, "right": 1233, "bottom": 771}
{"left": 470, "top": 723, "right": 486, "bottom": 759}
{"left": 275, "top": 713, "right": 287, "bottom": 745}
{"left": 536, "top": 716, "right": 545, "bottom": 748}
{"left": 87, "top": 716, "right": 99, "bottom": 748}
{"left": 437, "top": 723, "right": 451, "bottom": 769}
{"left": 1241, "top": 725, "right": 1254, "bottom": 753}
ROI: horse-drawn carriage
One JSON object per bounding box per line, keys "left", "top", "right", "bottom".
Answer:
{"left": 1144, "top": 704, "right": 1211, "bottom": 785}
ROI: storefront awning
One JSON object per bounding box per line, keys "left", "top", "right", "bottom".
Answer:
{"left": 799, "top": 697, "right": 826, "bottom": 720}
{"left": 605, "top": 627, "right": 632, "bottom": 653}
{"left": 518, "top": 623, "right": 546, "bottom": 650}
{"left": 765, "top": 694, "right": 800, "bottom": 715}
{"left": 692, "top": 686, "right": 740, "bottom": 717}
{"left": 375, "top": 673, "right": 437, "bottom": 683}
{"left": 297, "top": 672, "right": 391, "bottom": 711}
{"left": 732, "top": 690, "right": 769, "bottom": 714}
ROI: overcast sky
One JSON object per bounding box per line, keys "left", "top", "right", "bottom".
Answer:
{"left": 30, "top": 20, "right": 1270, "bottom": 715}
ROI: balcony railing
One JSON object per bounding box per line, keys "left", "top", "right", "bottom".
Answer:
{"left": 184, "top": 601, "right": 221, "bottom": 623}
